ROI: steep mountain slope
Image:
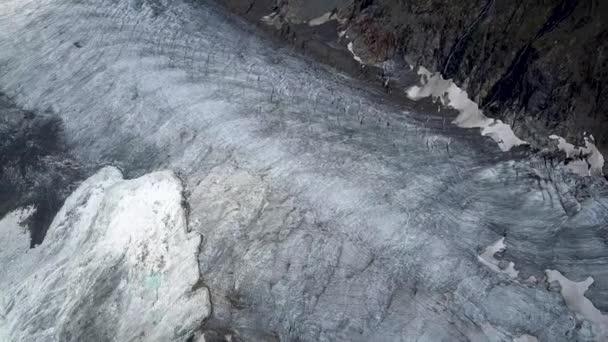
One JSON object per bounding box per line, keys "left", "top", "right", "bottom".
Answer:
{"left": 218, "top": 0, "right": 608, "bottom": 172}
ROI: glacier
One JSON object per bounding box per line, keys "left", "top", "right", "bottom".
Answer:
{"left": 0, "top": 0, "right": 607, "bottom": 341}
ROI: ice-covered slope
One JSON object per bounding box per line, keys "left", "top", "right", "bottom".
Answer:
{"left": 0, "top": 0, "right": 607, "bottom": 341}
{"left": 0, "top": 167, "right": 210, "bottom": 341}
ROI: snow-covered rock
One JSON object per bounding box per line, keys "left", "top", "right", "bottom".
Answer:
{"left": 0, "top": 167, "right": 210, "bottom": 342}
{"left": 407, "top": 66, "right": 527, "bottom": 152}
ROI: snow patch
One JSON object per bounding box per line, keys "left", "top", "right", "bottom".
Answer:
{"left": 525, "top": 276, "right": 538, "bottom": 284}
{"left": 546, "top": 269, "right": 608, "bottom": 337}
{"left": 0, "top": 206, "right": 36, "bottom": 339}
{"left": 407, "top": 67, "right": 527, "bottom": 152}
{"left": 308, "top": 12, "right": 337, "bottom": 26}
{"left": 347, "top": 42, "right": 364, "bottom": 65}
{"left": 549, "top": 135, "right": 605, "bottom": 176}
{"left": 478, "top": 237, "right": 518, "bottom": 278}
{"left": 0, "top": 167, "right": 210, "bottom": 341}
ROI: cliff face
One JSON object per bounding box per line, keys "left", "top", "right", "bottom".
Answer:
{"left": 217, "top": 0, "right": 608, "bottom": 170}
{"left": 348, "top": 0, "right": 607, "bottom": 153}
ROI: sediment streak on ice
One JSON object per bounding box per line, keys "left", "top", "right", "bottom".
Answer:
{"left": 0, "top": 167, "right": 210, "bottom": 342}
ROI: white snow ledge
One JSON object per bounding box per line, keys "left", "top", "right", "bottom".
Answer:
{"left": 406, "top": 66, "right": 527, "bottom": 152}
{"left": 406, "top": 66, "right": 607, "bottom": 177}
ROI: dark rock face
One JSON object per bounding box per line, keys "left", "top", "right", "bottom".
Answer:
{"left": 216, "top": 0, "right": 608, "bottom": 166}
{"left": 353, "top": 0, "right": 607, "bottom": 153}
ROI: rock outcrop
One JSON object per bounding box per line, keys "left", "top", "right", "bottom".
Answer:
{"left": 217, "top": 0, "right": 608, "bottom": 173}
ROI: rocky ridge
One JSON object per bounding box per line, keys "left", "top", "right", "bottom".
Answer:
{"left": 216, "top": 0, "right": 608, "bottom": 175}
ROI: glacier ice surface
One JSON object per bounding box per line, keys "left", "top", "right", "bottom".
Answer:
{"left": 0, "top": 0, "right": 607, "bottom": 340}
